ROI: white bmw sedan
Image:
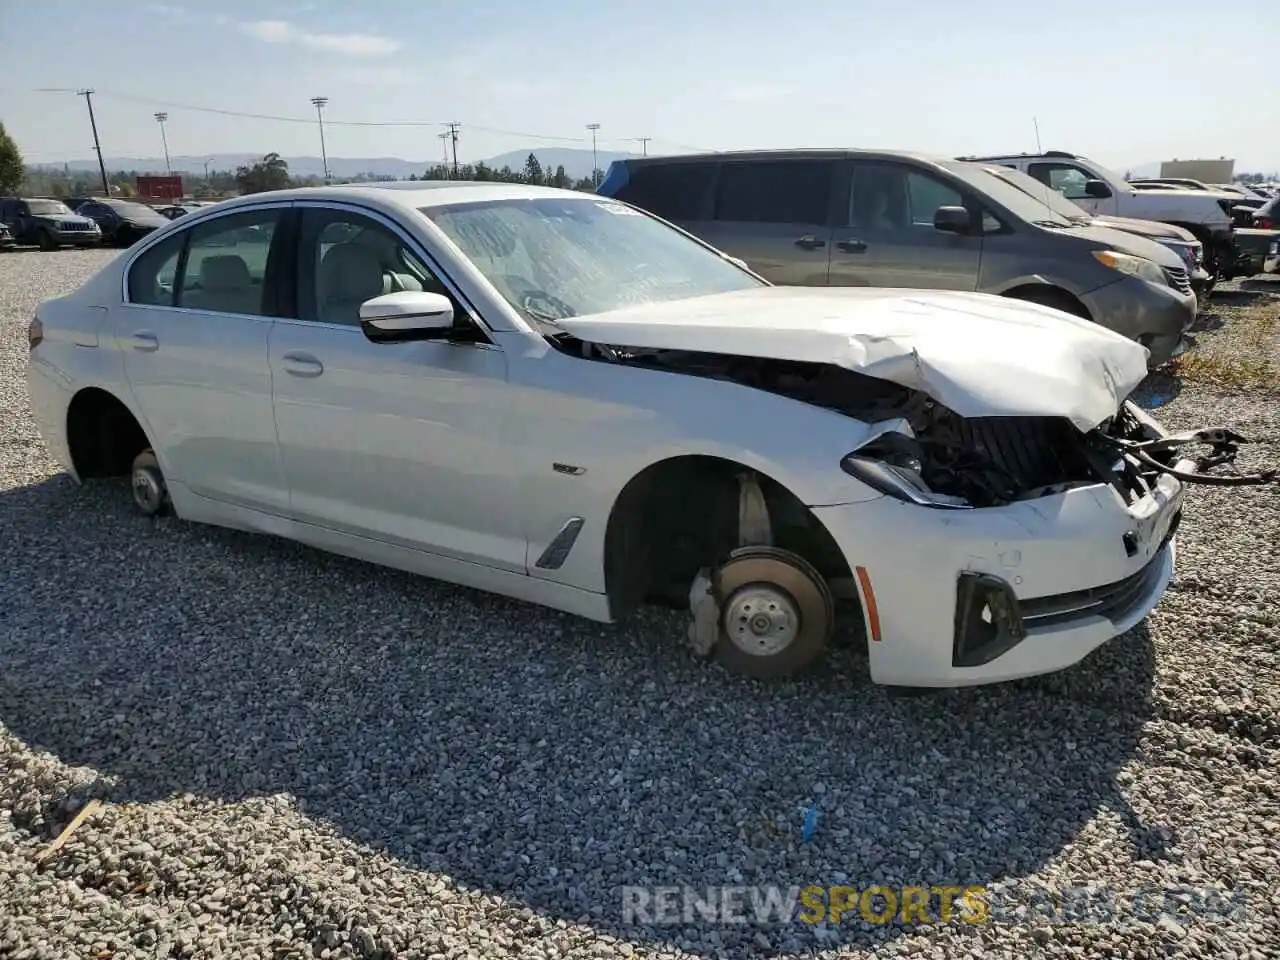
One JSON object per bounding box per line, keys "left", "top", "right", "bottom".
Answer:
{"left": 26, "top": 182, "right": 1241, "bottom": 686}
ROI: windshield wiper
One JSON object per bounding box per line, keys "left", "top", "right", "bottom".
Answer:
{"left": 1031, "top": 219, "right": 1070, "bottom": 229}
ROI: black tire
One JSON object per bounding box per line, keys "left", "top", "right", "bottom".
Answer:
{"left": 37, "top": 230, "right": 57, "bottom": 251}
{"left": 129, "top": 450, "right": 170, "bottom": 517}
{"left": 1005, "top": 287, "right": 1090, "bottom": 319}
{"left": 115, "top": 226, "right": 133, "bottom": 248}
{"left": 712, "top": 546, "right": 835, "bottom": 680}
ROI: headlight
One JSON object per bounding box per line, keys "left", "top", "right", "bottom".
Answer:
{"left": 840, "top": 433, "right": 971, "bottom": 510}
{"left": 1092, "top": 249, "right": 1167, "bottom": 285}
{"left": 1158, "top": 242, "right": 1197, "bottom": 272}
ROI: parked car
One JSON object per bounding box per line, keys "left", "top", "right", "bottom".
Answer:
{"left": 74, "top": 198, "right": 172, "bottom": 247}
{"left": 599, "top": 149, "right": 1196, "bottom": 365}
{"left": 157, "top": 204, "right": 205, "bottom": 220}
{"left": 0, "top": 221, "right": 15, "bottom": 249}
{"left": 979, "top": 165, "right": 1214, "bottom": 300}
{"left": 1251, "top": 195, "right": 1280, "bottom": 229}
{"left": 1129, "top": 177, "right": 1214, "bottom": 191}
{"left": 0, "top": 197, "right": 102, "bottom": 249}
{"left": 1231, "top": 227, "right": 1280, "bottom": 277}
{"left": 961, "top": 151, "right": 1237, "bottom": 278}
{"left": 28, "top": 182, "right": 1253, "bottom": 686}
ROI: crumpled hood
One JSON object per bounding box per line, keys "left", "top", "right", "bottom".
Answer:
{"left": 554, "top": 287, "right": 1151, "bottom": 431}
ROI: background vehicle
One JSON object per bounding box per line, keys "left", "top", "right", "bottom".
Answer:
{"left": 1232, "top": 227, "right": 1280, "bottom": 277}
{"left": 599, "top": 149, "right": 1196, "bottom": 364}
{"left": 74, "top": 198, "right": 172, "bottom": 247}
{"left": 0, "top": 221, "right": 14, "bottom": 249}
{"left": 963, "top": 151, "right": 1238, "bottom": 278}
{"left": 0, "top": 197, "right": 101, "bottom": 249}
{"left": 1251, "top": 196, "right": 1279, "bottom": 229}
{"left": 982, "top": 164, "right": 1214, "bottom": 299}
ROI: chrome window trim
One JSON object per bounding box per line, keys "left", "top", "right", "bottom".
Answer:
{"left": 120, "top": 200, "right": 296, "bottom": 305}
{"left": 291, "top": 198, "right": 495, "bottom": 334}
{"left": 269, "top": 313, "right": 503, "bottom": 353}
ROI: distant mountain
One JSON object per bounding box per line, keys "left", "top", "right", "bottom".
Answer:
{"left": 29, "top": 147, "right": 645, "bottom": 182}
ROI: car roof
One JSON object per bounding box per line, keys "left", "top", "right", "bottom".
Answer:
{"left": 616, "top": 148, "right": 953, "bottom": 166}
{"left": 190, "top": 181, "right": 592, "bottom": 218}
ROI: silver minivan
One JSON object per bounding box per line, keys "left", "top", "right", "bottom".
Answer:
{"left": 597, "top": 149, "right": 1197, "bottom": 365}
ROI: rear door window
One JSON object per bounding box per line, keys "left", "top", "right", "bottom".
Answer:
{"left": 714, "top": 160, "right": 835, "bottom": 225}
{"left": 614, "top": 163, "right": 716, "bottom": 221}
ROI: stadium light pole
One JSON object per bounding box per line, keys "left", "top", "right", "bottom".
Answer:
{"left": 586, "top": 122, "right": 601, "bottom": 186}
{"left": 154, "top": 112, "right": 171, "bottom": 174}
{"left": 310, "top": 97, "right": 330, "bottom": 183}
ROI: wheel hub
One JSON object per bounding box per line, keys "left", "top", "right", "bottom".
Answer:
{"left": 132, "top": 468, "right": 164, "bottom": 514}
{"left": 723, "top": 584, "right": 799, "bottom": 656}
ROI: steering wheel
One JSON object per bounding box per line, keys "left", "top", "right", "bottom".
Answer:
{"left": 520, "top": 290, "right": 576, "bottom": 321}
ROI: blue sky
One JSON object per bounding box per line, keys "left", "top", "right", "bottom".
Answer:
{"left": 1, "top": 0, "right": 1276, "bottom": 170}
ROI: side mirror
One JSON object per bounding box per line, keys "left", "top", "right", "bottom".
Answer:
{"left": 933, "top": 205, "right": 972, "bottom": 235}
{"left": 1084, "top": 179, "right": 1112, "bottom": 199}
{"left": 360, "top": 291, "right": 455, "bottom": 342}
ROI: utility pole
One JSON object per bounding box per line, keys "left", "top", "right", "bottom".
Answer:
{"left": 78, "top": 89, "right": 109, "bottom": 197}
{"left": 438, "top": 131, "right": 451, "bottom": 176}
{"left": 203, "top": 158, "right": 211, "bottom": 179}
{"left": 445, "top": 122, "right": 461, "bottom": 178}
{"left": 310, "top": 96, "right": 330, "bottom": 182}
{"left": 154, "top": 112, "right": 171, "bottom": 174}
{"left": 586, "top": 123, "right": 601, "bottom": 186}
{"left": 637, "top": 137, "right": 651, "bottom": 157}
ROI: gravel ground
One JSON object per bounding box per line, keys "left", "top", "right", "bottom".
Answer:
{"left": 1, "top": 247, "right": 1278, "bottom": 960}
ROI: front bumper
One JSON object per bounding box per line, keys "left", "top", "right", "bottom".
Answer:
{"left": 812, "top": 466, "right": 1185, "bottom": 688}
{"left": 1190, "top": 267, "right": 1213, "bottom": 298}
{"left": 1079, "top": 275, "right": 1196, "bottom": 367}
{"left": 55, "top": 230, "right": 102, "bottom": 246}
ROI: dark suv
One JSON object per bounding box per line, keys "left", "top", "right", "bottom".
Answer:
{"left": 0, "top": 197, "right": 102, "bottom": 249}
{"left": 598, "top": 150, "right": 1198, "bottom": 366}
{"left": 73, "top": 198, "right": 171, "bottom": 247}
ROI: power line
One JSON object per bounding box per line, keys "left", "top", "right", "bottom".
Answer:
{"left": 77, "top": 90, "right": 109, "bottom": 196}
{"left": 23, "top": 86, "right": 717, "bottom": 155}
{"left": 445, "top": 122, "right": 461, "bottom": 177}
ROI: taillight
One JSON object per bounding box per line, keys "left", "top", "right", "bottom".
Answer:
{"left": 1256, "top": 217, "right": 1275, "bottom": 229}
{"left": 28, "top": 316, "right": 43, "bottom": 350}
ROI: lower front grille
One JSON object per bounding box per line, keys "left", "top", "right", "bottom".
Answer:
{"left": 1164, "top": 266, "right": 1193, "bottom": 295}
{"left": 1020, "top": 543, "right": 1172, "bottom": 629}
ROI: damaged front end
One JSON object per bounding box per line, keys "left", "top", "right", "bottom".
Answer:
{"left": 841, "top": 397, "right": 1278, "bottom": 509}
{"left": 587, "top": 340, "right": 1278, "bottom": 507}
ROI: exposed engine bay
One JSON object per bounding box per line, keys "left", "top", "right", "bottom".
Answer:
{"left": 555, "top": 334, "right": 1279, "bottom": 507}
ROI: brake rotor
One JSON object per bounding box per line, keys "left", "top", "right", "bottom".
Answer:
{"left": 714, "top": 547, "right": 834, "bottom": 663}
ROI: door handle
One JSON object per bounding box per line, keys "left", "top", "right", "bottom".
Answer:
{"left": 129, "top": 331, "right": 159, "bottom": 352}
{"left": 794, "top": 235, "right": 826, "bottom": 250}
{"left": 837, "top": 239, "right": 868, "bottom": 254}
{"left": 281, "top": 352, "right": 324, "bottom": 378}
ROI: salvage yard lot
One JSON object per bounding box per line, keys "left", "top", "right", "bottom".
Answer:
{"left": 1, "top": 248, "right": 1278, "bottom": 959}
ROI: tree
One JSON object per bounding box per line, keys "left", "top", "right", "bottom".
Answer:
{"left": 551, "top": 165, "right": 569, "bottom": 189}
{"left": 524, "top": 152, "right": 543, "bottom": 185}
{"left": 235, "top": 152, "right": 290, "bottom": 194}
{"left": 0, "top": 122, "right": 23, "bottom": 195}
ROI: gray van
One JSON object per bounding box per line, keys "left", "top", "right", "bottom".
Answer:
{"left": 597, "top": 150, "right": 1197, "bottom": 365}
